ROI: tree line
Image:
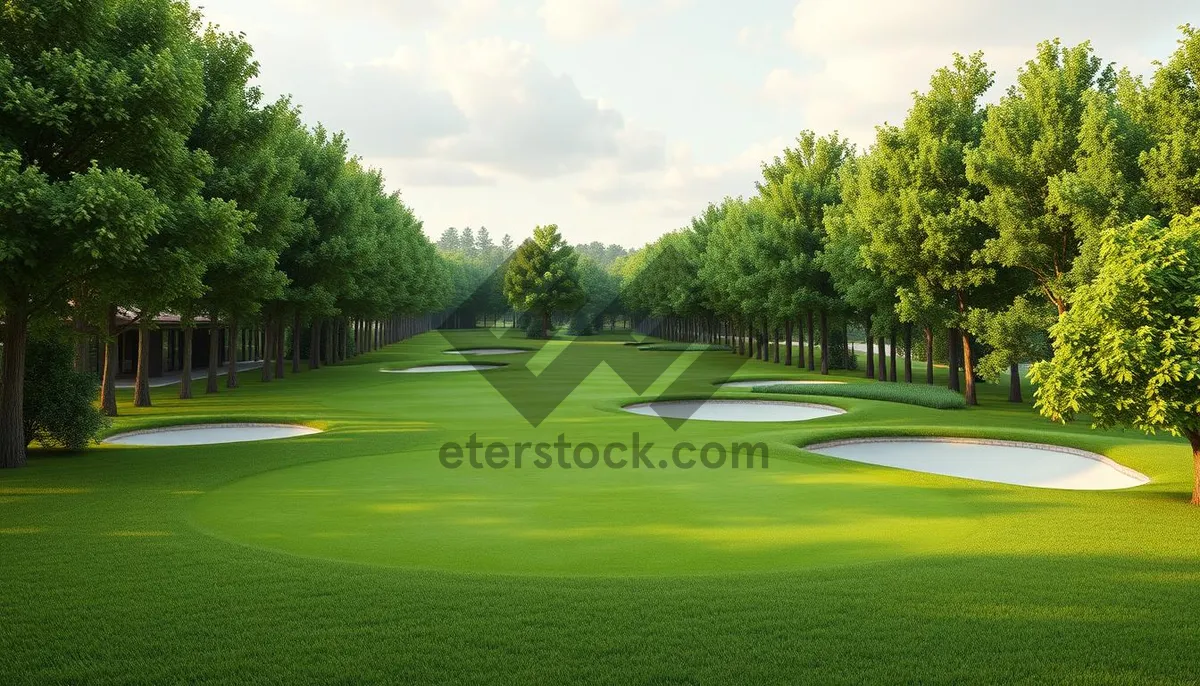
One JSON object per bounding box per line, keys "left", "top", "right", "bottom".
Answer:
{"left": 0, "top": 0, "right": 456, "bottom": 467}
{"left": 614, "top": 30, "right": 1200, "bottom": 499}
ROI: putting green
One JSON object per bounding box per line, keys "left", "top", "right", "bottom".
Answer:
{"left": 189, "top": 447, "right": 983, "bottom": 575}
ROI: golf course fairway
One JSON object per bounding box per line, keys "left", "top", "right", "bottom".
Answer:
{"left": 3, "top": 331, "right": 1198, "bottom": 684}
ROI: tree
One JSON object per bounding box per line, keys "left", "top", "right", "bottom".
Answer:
{"left": 1136, "top": 25, "right": 1200, "bottom": 217}
{"left": 0, "top": 0, "right": 204, "bottom": 466}
{"left": 504, "top": 225, "right": 583, "bottom": 339}
{"left": 1031, "top": 213, "right": 1200, "bottom": 505}
{"left": 823, "top": 151, "right": 903, "bottom": 380}
{"left": 568, "top": 256, "right": 619, "bottom": 335}
{"left": 189, "top": 26, "right": 304, "bottom": 395}
{"left": 968, "top": 40, "right": 1150, "bottom": 316}
{"left": 896, "top": 52, "right": 996, "bottom": 405}
{"left": 460, "top": 227, "right": 476, "bottom": 258}
{"left": 476, "top": 227, "right": 495, "bottom": 257}
{"left": 438, "top": 228, "right": 461, "bottom": 253}
{"left": 759, "top": 131, "right": 853, "bottom": 374}
{"left": 968, "top": 296, "right": 1055, "bottom": 402}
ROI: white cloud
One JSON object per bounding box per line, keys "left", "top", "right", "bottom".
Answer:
{"left": 285, "top": 0, "right": 500, "bottom": 28}
{"left": 366, "top": 158, "right": 497, "bottom": 187}
{"left": 538, "top": 0, "right": 629, "bottom": 41}
{"left": 777, "top": 0, "right": 1192, "bottom": 144}
{"left": 423, "top": 37, "right": 664, "bottom": 178}
{"left": 537, "top": 0, "right": 691, "bottom": 42}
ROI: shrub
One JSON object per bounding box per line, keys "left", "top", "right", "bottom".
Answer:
{"left": 753, "top": 382, "right": 967, "bottom": 409}
{"left": 638, "top": 343, "right": 732, "bottom": 352}
{"left": 22, "top": 334, "right": 110, "bottom": 449}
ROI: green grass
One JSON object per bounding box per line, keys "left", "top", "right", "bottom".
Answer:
{"left": 755, "top": 381, "right": 969, "bottom": 409}
{"left": 2, "top": 330, "right": 1198, "bottom": 683}
{"left": 638, "top": 343, "right": 733, "bottom": 352}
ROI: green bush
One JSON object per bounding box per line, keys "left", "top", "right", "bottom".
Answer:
{"left": 638, "top": 343, "right": 732, "bottom": 352}
{"left": 753, "top": 382, "right": 967, "bottom": 409}
{"left": 22, "top": 335, "right": 110, "bottom": 449}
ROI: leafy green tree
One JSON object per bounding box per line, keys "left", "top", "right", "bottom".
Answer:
{"left": 438, "top": 228, "right": 461, "bottom": 253}
{"left": 759, "top": 131, "right": 853, "bottom": 374}
{"left": 1032, "top": 213, "right": 1200, "bottom": 504}
{"left": 504, "top": 225, "right": 583, "bottom": 338}
{"left": 475, "top": 227, "right": 496, "bottom": 258}
{"left": 968, "top": 296, "right": 1055, "bottom": 402}
{"left": 823, "top": 152, "right": 903, "bottom": 380}
{"left": 896, "top": 52, "right": 996, "bottom": 404}
{"left": 568, "top": 256, "right": 619, "bottom": 335}
{"left": 968, "top": 40, "right": 1150, "bottom": 316}
{"left": 0, "top": 0, "right": 205, "bottom": 466}
{"left": 189, "top": 26, "right": 305, "bottom": 395}
{"left": 1136, "top": 25, "right": 1200, "bottom": 217}
{"left": 460, "top": 227, "right": 476, "bottom": 258}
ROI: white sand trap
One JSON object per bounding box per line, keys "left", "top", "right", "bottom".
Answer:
{"left": 806, "top": 438, "right": 1150, "bottom": 491}
{"left": 720, "top": 379, "right": 848, "bottom": 389}
{"left": 623, "top": 399, "right": 844, "bottom": 422}
{"left": 382, "top": 364, "right": 503, "bottom": 374}
{"left": 444, "top": 348, "right": 529, "bottom": 356}
{"left": 105, "top": 423, "right": 321, "bottom": 447}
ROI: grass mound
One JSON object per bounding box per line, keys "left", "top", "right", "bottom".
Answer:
{"left": 638, "top": 343, "right": 733, "bottom": 352}
{"left": 753, "top": 382, "right": 967, "bottom": 409}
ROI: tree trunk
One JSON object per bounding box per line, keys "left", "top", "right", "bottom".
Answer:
{"left": 324, "top": 318, "right": 334, "bottom": 365}
{"left": 807, "top": 312, "right": 817, "bottom": 372}
{"left": 961, "top": 330, "right": 977, "bottom": 405}
{"left": 262, "top": 321, "right": 275, "bottom": 383}
{"left": 275, "top": 319, "right": 285, "bottom": 378}
{"left": 100, "top": 305, "right": 118, "bottom": 417}
{"left": 890, "top": 329, "right": 898, "bottom": 383}
{"left": 226, "top": 319, "right": 240, "bottom": 389}
{"left": 1188, "top": 430, "right": 1200, "bottom": 507}
{"left": 179, "top": 324, "right": 194, "bottom": 400}
{"left": 0, "top": 305, "right": 30, "bottom": 468}
{"left": 133, "top": 321, "right": 152, "bottom": 407}
{"left": 819, "top": 310, "right": 830, "bottom": 375}
{"left": 877, "top": 334, "right": 888, "bottom": 382}
{"left": 292, "top": 312, "right": 302, "bottom": 372}
{"left": 72, "top": 311, "right": 89, "bottom": 374}
{"left": 866, "top": 329, "right": 875, "bottom": 379}
{"left": 904, "top": 324, "right": 913, "bottom": 383}
{"left": 1009, "top": 363, "right": 1023, "bottom": 403}
{"left": 542, "top": 311, "right": 549, "bottom": 339}
{"left": 795, "top": 318, "right": 805, "bottom": 368}
{"left": 947, "top": 328, "right": 961, "bottom": 393}
{"left": 310, "top": 322, "right": 321, "bottom": 370}
{"left": 785, "top": 321, "right": 793, "bottom": 366}
{"left": 206, "top": 322, "right": 220, "bottom": 394}
{"left": 774, "top": 327, "right": 781, "bottom": 364}
{"left": 925, "top": 325, "right": 935, "bottom": 385}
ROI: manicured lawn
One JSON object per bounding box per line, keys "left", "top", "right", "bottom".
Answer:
{"left": 754, "top": 381, "right": 969, "bottom": 409}
{"left": 2, "top": 331, "right": 1198, "bottom": 683}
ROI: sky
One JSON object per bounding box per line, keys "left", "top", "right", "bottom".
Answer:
{"left": 195, "top": 0, "right": 1197, "bottom": 249}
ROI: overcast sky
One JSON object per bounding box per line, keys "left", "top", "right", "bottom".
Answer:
{"left": 196, "top": 0, "right": 1196, "bottom": 249}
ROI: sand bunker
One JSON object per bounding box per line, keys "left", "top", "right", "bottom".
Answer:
{"left": 383, "top": 364, "right": 503, "bottom": 374}
{"left": 105, "top": 424, "right": 321, "bottom": 447}
{"left": 444, "top": 348, "right": 529, "bottom": 356}
{"left": 623, "top": 399, "right": 844, "bottom": 423}
{"left": 806, "top": 437, "right": 1150, "bottom": 491}
{"left": 720, "top": 379, "right": 848, "bottom": 389}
